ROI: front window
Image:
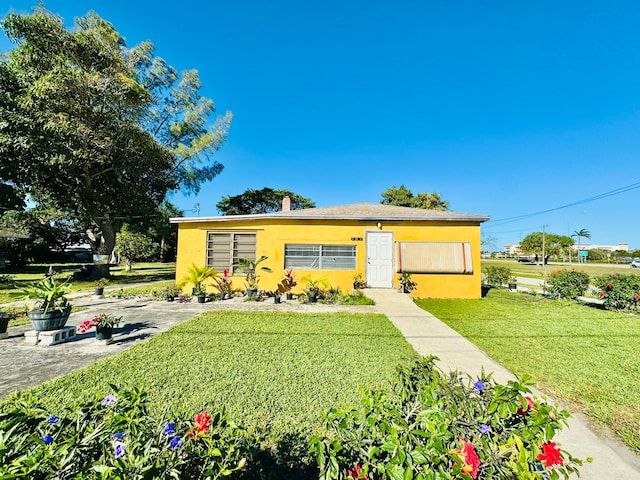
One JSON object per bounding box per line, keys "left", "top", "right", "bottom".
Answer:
{"left": 285, "top": 244, "right": 356, "bottom": 270}
{"left": 207, "top": 232, "right": 256, "bottom": 273}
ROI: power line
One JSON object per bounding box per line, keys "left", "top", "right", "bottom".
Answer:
{"left": 485, "top": 180, "right": 640, "bottom": 229}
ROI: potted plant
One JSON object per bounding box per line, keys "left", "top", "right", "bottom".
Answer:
{"left": 302, "top": 277, "right": 326, "bottom": 303}
{"left": 0, "top": 308, "right": 19, "bottom": 339}
{"left": 178, "top": 264, "right": 217, "bottom": 301}
{"left": 508, "top": 276, "right": 518, "bottom": 291}
{"left": 212, "top": 269, "right": 234, "bottom": 300}
{"left": 236, "top": 256, "right": 272, "bottom": 297}
{"left": 77, "top": 313, "right": 122, "bottom": 341}
{"left": 95, "top": 278, "right": 109, "bottom": 296}
{"left": 193, "top": 283, "right": 207, "bottom": 303}
{"left": 162, "top": 285, "right": 181, "bottom": 302}
{"left": 278, "top": 269, "right": 297, "bottom": 300}
{"left": 16, "top": 277, "right": 72, "bottom": 331}
{"left": 398, "top": 272, "right": 417, "bottom": 294}
{"left": 353, "top": 273, "right": 366, "bottom": 290}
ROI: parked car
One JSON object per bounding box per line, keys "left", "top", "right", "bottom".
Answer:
{"left": 631, "top": 258, "right": 640, "bottom": 268}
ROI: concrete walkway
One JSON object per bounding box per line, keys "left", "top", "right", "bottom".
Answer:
{"left": 363, "top": 288, "right": 640, "bottom": 480}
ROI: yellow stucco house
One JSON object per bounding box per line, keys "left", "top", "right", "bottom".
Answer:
{"left": 170, "top": 201, "right": 489, "bottom": 298}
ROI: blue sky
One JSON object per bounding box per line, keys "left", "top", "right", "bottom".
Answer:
{"left": 2, "top": 1, "right": 640, "bottom": 250}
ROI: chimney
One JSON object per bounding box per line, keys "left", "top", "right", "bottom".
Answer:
{"left": 281, "top": 196, "right": 291, "bottom": 212}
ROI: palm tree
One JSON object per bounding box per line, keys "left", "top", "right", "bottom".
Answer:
{"left": 573, "top": 228, "right": 591, "bottom": 263}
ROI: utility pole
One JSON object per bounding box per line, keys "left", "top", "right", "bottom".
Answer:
{"left": 195, "top": 203, "right": 200, "bottom": 217}
{"left": 542, "top": 225, "right": 547, "bottom": 292}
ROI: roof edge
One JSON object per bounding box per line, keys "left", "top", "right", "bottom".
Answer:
{"left": 170, "top": 213, "right": 490, "bottom": 224}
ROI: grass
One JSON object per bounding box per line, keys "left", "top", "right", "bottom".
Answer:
{"left": 415, "top": 289, "right": 640, "bottom": 454}
{"left": 482, "top": 258, "right": 640, "bottom": 280}
{"left": 14, "top": 311, "right": 417, "bottom": 451}
{"left": 0, "top": 262, "right": 176, "bottom": 304}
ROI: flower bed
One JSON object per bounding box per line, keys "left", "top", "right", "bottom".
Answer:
{"left": 311, "top": 356, "right": 585, "bottom": 479}
{"left": 0, "top": 387, "right": 246, "bottom": 479}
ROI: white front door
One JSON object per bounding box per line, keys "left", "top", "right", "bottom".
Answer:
{"left": 366, "top": 231, "right": 393, "bottom": 288}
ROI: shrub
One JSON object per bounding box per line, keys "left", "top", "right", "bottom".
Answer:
{"left": 546, "top": 269, "right": 590, "bottom": 299}
{"left": 593, "top": 273, "right": 640, "bottom": 311}
{"left": 0, "top": 273, "right": 15, "bottom": 283}
{"left": 0, "top": 386, "right": 246, "bottom": 479}
{"left": 311, "top": 356, "right": 584, "bottom": 480}
{"left": 398, "top": 272, "right": 417, "bottom": 293}
{"left": 320, "top": 287, "right": 375, "bottom": 306}
{"left": 483, "top": 266, "right": 511, "bottom": 287}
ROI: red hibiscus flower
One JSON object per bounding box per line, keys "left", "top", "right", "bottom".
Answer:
{"left": 537, "top": 442, "right": 564, "bottom": 467}
{"left": 599, "top": 291, "right": 605, "bottom": 297}
{"left": 606, "top": 282, "right": 612, "bottom": 289}
{"left": 634, "top": 294, "right": 640, "bottom": 301}
{"left": 346, "top": 464, "right": 366, "bottom": 479}
{"left": 456, "top": 438, "right": 480, "bottom": 479}
{"left": 188, "top": 410, "right": 211, "bottom": 437}
{"left": 517, "top": 396, "right": 535, "bottom": 416}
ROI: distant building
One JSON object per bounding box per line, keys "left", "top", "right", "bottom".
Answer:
{"left": 571, "top": 243, "right": 629, "bottom": 252}
{"left": 504, "top": 244, "right": 522, "bottom": 255}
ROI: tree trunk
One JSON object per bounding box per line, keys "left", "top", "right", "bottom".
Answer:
{"left": 86, "top": 221, "right": 117, "bottom": 280}
{"left": 159, "top": 235, "right": 166, "bottom": 262}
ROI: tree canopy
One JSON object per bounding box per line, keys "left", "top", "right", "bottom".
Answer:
{"left": 0, "top": 8, "right": 230, "bottom": 269}
{"left": 216, "top": 188, "right": 315, "bottom": 215}
{"left": 520, "top": 232, "right": 574, "bottom": 256}
{"left": 380, "top": 185, "right": 449, "bottom": 210}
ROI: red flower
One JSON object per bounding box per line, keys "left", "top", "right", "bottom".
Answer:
{"left": 346, "top": 464, "right": 366, "bottom": 479}
{"left": 606, "top": 282, "right": 612, "bottom": 289}
{"left": 599, "top": 291, "right": 605, "bottom": 297}
{"left": 517, "top": 396, "right": 535, "bottom": 416}
{"left": 537, "top": 442, "right": 564, "bottom": 467}
{"left": 634, "top": 294, "right": 640, "bottom": 301}
{"left": 456, "top": 438, "right": 480, "bottom": 479}
{"left": 189, "top": 410, "right": 211, "bottom": 437}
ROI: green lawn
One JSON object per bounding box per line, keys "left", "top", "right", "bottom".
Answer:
{"left": 482, "top": 258, "right": 639, "bottom": 279}
{"left": 12, "top": 310, "right": 417, "bottom": 466}
{"left": 0, "top": 262, "right": 176, "bottom": 304}
{"left": 416, "top": 289, "right": 640, "bottom": 454}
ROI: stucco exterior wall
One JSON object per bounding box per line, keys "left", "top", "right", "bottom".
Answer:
{"left": 174, "top": 218, "right": 483, "bottom": 298}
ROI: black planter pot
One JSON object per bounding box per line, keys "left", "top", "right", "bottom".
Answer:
{"left": 94, "top": 287, "right": 104, "bottom": 296}
{"left": 286, "top": 293, "right": 293, "bottom": 300}
{"left": 0, "top": 316, "right": 9, "bottom": 335}
{"left": 197, "top": 295, "right": 206, "bottom": 303}
{"left": 274, "top": 296, "right": 281, "bottom": 304}
{"left": 166, "top": 296, "right": 175, "bottom": 302}
{"left": 95, "top": 326, "right": 113, "bottom": 340}
{"left": 308, "top": 295, "right": 317, "bottom": 303}
{"left": 481, "top": 285, "right": 491, "bottom": 297}
{"left": 246, "top": 289, "right": 258, "bottom": 298}
{"left": 508, "top": 283, "right": 517, "bottom": 291}
{"left": 29, "top": 308, "right": 71, "bottom": 332}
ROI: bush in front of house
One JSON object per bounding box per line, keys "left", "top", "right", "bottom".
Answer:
{"left": 311, "top": 356, "right": 584, "bottom": 480}
{"left": 483, "top": 265, "right": 511, "bottom": 287}
{"left": 546, "top": 269, "right": 590, "bottom": 299}
{"left": 320, "top": 287, "right": 375, "bottom": 305}
{"left": 593, "top": 273, "right": 640, "bottom": 311}
{"left": 0, "top": 386, "right": 246, "bottom": 479}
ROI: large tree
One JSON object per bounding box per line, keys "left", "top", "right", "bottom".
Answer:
{"left": 520, "top": 232, "right": 574, "bottom": 257}
{"left": 380, "top": 185, "right": 449, "bottom": 210}
{"left": 0, "top": 8, "right": 230, "bottom": 275}
{"left": 216, "top": 188, "right": 315, "bottom": 215}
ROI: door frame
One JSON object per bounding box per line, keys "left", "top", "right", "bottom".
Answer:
{"left": 365, "top": 230, "right": 394, "bottom": 288}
